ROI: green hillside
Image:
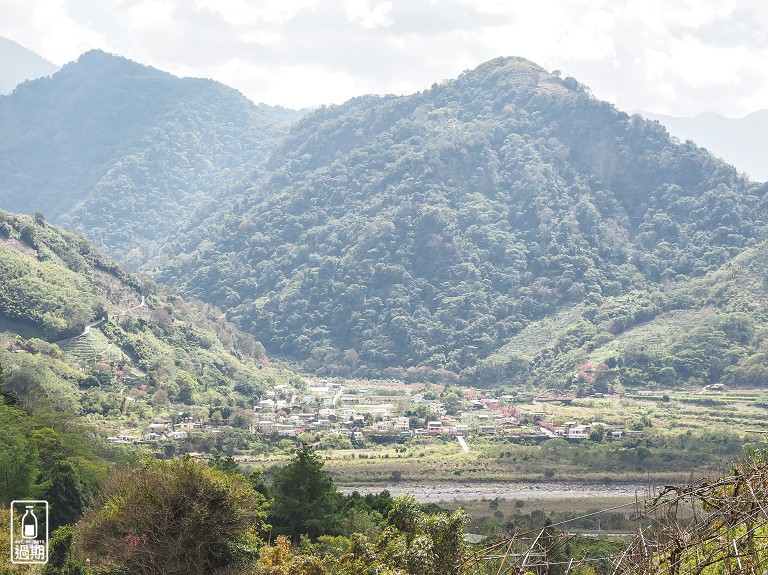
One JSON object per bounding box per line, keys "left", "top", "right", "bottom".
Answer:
{"left": 0, "top": 210, "right": 288, "bottom": 420}
{"left": 0, "top": 50, "right": 294, "bottom": 265}
{"left": 475, "top": 242, "right": 768, "bottom": 390}
{"left": 156, "top": 57, "right": 768, "bottom": 384}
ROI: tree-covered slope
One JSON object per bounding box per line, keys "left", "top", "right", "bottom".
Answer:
{"left": 474, "top": 241, "right": 768, "bottom": 389}
{"left": 0, "top": 50, "right": 293, "bottom": 265}
{"left": 157, "top": 57, "right": 768, "bottom": 382}
{"left": 0, "top": 209, "right": 285, "bottom": 416}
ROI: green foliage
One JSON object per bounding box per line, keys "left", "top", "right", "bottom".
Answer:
{"left": 270, "top": 444, "right": 341, "bottom": 540}
{"left": 43, "top": 524, "right": 76, "bottom": 571}
{"left": 377, "top": 496, "right": 469, "bottom": 575}
{"left": 0, "top": 404, "right": 39, "bottom": 503}
{"left": 40, "top": 461, "right": 89, "bottom": 529}
{"left": 0, "top": 204, "right": 283, "bottom": 424}
{"left": 0, "top": 388, "right": 107, "bottom": 528}
{"left": 75, "top": 458, "right": 268, "bottom": 575}
{"left": 255, "top": 495, "right": 468, "bottom": 575}
{"left": 318, "top": 433, "right": 354, "bottom": 450}
{"left": 0, "top": 216, "right": 105, "bottom": 339}
{"left": 175, "top": 369, "right": 199, "bottom": 403}
{"left": 0, "top": 350, "right": 85, "bottom": 414}
{"left": 208, "top": 452, "right": 241, "bottom": 474}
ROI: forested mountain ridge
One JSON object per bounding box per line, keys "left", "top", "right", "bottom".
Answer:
{"left": 0, "top": 49, "right": 294, "bottom": 265}
{"left": 0, "top": 208, "right": 292, "bottom": 529}
{"left": 156, "top": 56, "right": 768, "bottom": 384}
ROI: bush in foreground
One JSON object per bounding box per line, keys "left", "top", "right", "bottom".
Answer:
{"left": 74, "top": 458, "right": 268, "bottom": 575}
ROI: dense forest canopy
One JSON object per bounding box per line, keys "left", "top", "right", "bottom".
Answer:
{"left": 155, "top": 57, "right": 768, "bottom": 385}
{"left": 0, "top": 50, "right": 295, "bottom": 265}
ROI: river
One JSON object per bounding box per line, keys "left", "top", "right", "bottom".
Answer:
{"left": 337, "top": 481, "right": 656, "bottom": 503}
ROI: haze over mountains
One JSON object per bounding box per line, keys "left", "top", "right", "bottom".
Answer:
{"left": 2, "top": 46, "right": 768, "bottom": 390}
{"left": 155, "top": 57, "right": 768, "bottom": 384}
{"left": 639, "top": 109, "right": 768, "bottom": 182}
{"left": 0, "top": 37, "right": 59, "bottom": 94}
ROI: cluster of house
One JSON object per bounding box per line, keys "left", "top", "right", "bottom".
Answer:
{"left": 551, "top": 421, "right": 647, "bottom": 441}
{"left": 244, "top": 384, "right": 548, "bottom": 440}
{"left": 250, "top": 392, "right": 454, "bottom": 439}
{"left": 107, "top": 379, "right": 642, "bottom": 446}
{"left": 106, "top": 421, "right": 195, "bottom": 444}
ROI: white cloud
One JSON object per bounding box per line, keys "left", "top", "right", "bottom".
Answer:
{"left": 345, "top": 0, "right": 393, "bottom": 29}
{"left": 191, "top": 0, "right": 318, "bottom": 26}
{"left": 0, "top": 0, "right": 110, "bottom": 64}
{"left": 558, "top": 7, "right": 616, "bottom": 62}
{"left": 125, "top": 0, "right": 174, "bottom": 27}
{"left": 0, "top": 0, "right": 766, "bottom": 116}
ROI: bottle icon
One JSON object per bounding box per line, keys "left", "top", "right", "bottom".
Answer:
{"left": 21, "top": 506, "right": 37, "bottom": 539}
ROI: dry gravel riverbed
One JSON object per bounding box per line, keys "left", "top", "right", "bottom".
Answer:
{"left": 337, "top": 482, "right": 656, "bottom": 503}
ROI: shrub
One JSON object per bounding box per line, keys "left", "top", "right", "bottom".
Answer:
{"left": 75, "top": 458, "right": 268, "bottom": 575}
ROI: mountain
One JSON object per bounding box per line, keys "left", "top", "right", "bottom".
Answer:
{"left": 0, "top": 209, "right": 286, "bottom": 416}
{"left": 156, "top": 56, "right": 768, "bottom": 384}
{"left": 639, "top": 110, "right": 768, "bottom": 182}
{"left": 0, "top": 37, "right": 59, "bottom": 94}
{"left": 0, "top": 50, "right": 295, "bottom": 266}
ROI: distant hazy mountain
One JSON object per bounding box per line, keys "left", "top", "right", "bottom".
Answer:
{"left": 0, "top": 37, "right": 59, "bottom": 94}
{"left": 0, "top": 50, "right": 294, "bottom": 265}
{"left": 639, "top": 110, "right": 768, "bottom": 182}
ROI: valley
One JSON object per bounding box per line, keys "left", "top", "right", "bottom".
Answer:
{"left": 2, "top": 46, "right": 768, "bottom": 575}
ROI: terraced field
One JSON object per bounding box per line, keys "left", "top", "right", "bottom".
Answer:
{"left": 59, "top": 329, "right": 130, "bottom": 366}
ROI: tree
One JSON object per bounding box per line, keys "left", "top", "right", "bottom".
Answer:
{"left": 40, "top": 461, "right": 88, "bottom": 529}
{"left": 175, "top": 369, "right": 199, "bottom": 404}
{"left": 75, "top": 458, "right": 268, "bottom": 575}
{"left": 254, "top": 495, "right": 469, "bottom": 575}
{"left": 270, "top": 444, "right": 341, "bottom": 540}
{"left": 208, "top": 452, "right": 240, "bottom": 475}
{"left": 589, "top": 425, "right": 605, "bottom": 442}
{"left": 319, "top": 434, "right": 353, "bottom": 451}
{"left": 333, "top": 496, "right": 469, "bottom": 575}
{"left": 152, "top": 388, "right": 169, "bottom": 405}
{"left": 0, "top": 404, "right": 39, "bottom": 504}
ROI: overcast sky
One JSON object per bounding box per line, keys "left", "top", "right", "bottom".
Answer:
{"left": 1, "top": 0, "right": 766, "bottom": 117}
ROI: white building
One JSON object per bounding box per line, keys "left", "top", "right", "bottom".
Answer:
{"left": 428, "top": 402, "right": 447, "bottom": 416}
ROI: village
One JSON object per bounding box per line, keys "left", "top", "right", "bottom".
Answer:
{"left": 106, "top": 377, "right": 649, "bottom": 450}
